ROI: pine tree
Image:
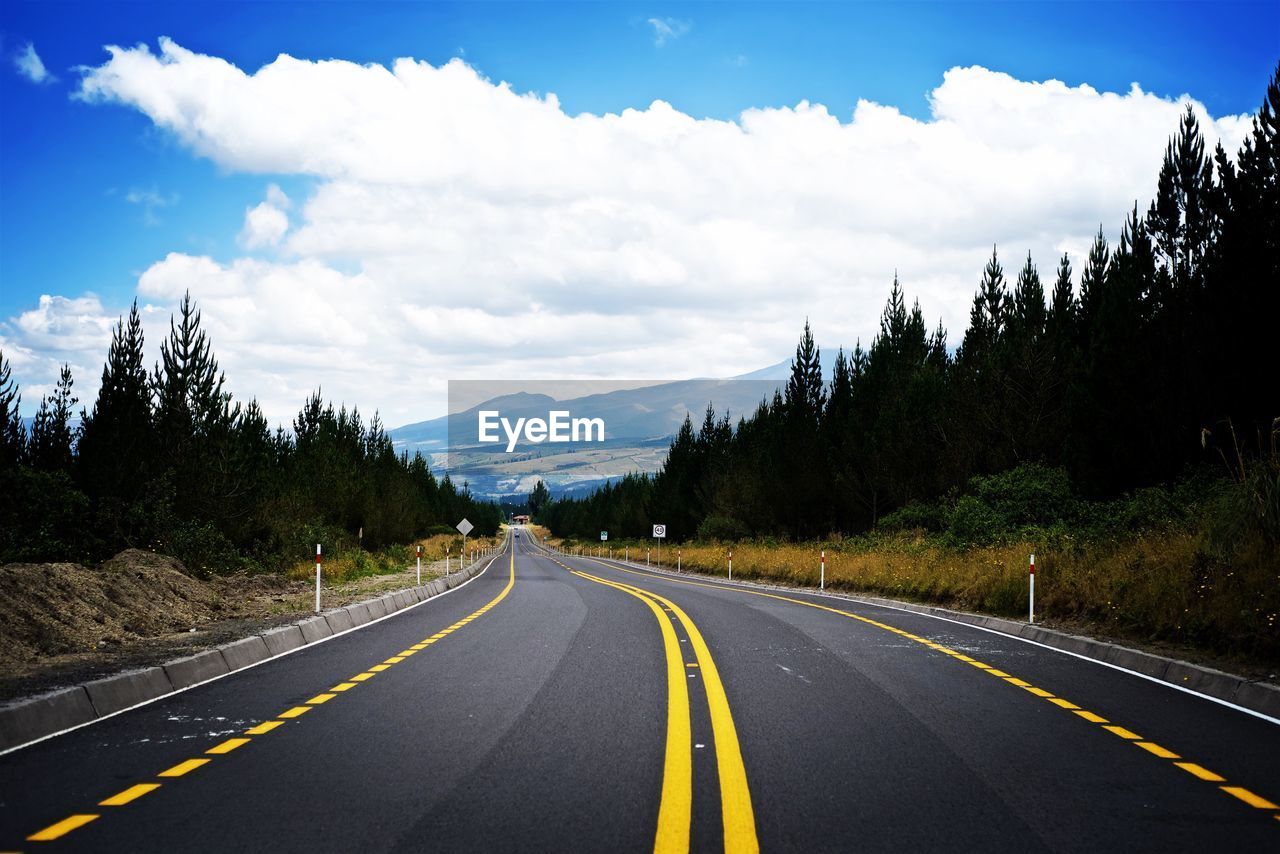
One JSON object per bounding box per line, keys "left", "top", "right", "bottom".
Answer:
{"left": 78, "top": 301, "right": 154, "bottom": 504}
{"left": 784, "top": 319, "right": 825, "bottom": 419}
{"left": 28, "top": 364, "right": 78, "bottom": 472}
{"left": 0, "top": 350, "right": 25, "bottom": 467}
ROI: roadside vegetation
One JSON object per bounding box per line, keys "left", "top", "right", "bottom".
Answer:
{"left": 542, "top": 68, "right": 1280, "bottom": 665}
{"left": 0, "top": 297, "right": 502, "bottom": 577}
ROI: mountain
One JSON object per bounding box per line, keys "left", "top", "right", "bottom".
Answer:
{"left": 389, "top": 351, "right": 838, "bottom": 499}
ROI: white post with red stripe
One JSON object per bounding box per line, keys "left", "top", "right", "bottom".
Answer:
{"left": 1029, "top": 553, "right": 1036, "bottom": 623}
{"left": 416, "top": 544, "right": 422, "bottom": 586}
{"left": 315, "top": 544, "right": 322, "bottom": 613}
{"left": 446, "top": 547, "right": 450, "bottom": 576}
{"left": 678, "top": 549, "right": 681, "bottom": 573}
{"left": 821, "top": 549, "right": 826, "bottom": 590}
{"left": 728, "top": 548, "right": 733, "bottom": 581}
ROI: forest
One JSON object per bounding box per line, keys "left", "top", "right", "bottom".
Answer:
{"left": 542, "top": 70, "right": 1279, "bottom": 552}
{"left": 0, "top": 295, "right": 502, "bottom": 574}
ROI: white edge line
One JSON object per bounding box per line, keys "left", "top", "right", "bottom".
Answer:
{"left": 553, "top": 546, "right": 1280, "bottom": 728}
{"left": 0, "top": 539, "right": 511, "bottom": 757}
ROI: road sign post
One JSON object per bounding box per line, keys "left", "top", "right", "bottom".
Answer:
{"left": 821, "top": 549, "right": 825, "bottom": 590}
{"left": 457, "top": 518, "right": 473, "bottom": 571}
{"left": 315, "top": 544, "right": 322, "bottom": 613}
{"left": 652, "top": 524, "right": 666, "bottom": 567}
{"left": 1029, "top": 553, "right": 1036, "bottom": 623}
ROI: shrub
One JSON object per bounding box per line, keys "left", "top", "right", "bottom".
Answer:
{"left": 696, "top": 515, "right": 752, "bottom": 542}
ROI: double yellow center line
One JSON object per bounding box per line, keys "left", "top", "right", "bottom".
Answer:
{"left": 545, "top": 551, "right": 759, "bottom": 854}
{"left": 24, "top": 545, "right": 516, "bottom": 845}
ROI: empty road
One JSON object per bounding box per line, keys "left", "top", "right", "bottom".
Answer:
{"left": 1, "top": 529, "right": 1277, "bottom": 852}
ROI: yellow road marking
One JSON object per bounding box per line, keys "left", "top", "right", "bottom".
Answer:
{"left": 369, "top": 664, "right": 391, "bottom": 672}
{"left": 1221, "top": 787, "right": 1279, "bottom": 809}
{"left": 279, "top": 706, "right": 311, "bottom": 718}
{"left": 1176, "top": 762, "right": 1226, "bottom": 782}
{"left": 245, "top": 721, "right": 284, "bottom": 735}
{"left": 384, "top": 656, "right": 405, "bottom": 664}
{"left": 307, "top": 693, "right": 336, "bottom": 705}
{"left": 1136, "top": 742, "right": 1180, "bottom": 759}
{"left": 331, "top": 683, "right": 357, "bottom": 692}
{"left": 206, "top": 738, "right": 251, "bottom": 755}
{"left": 1103, "top": 725, "right": 1142, "bottom": 740}
{"left": 27, "top": 814, "right": 99, "bottom": 841}
{"left": 1022, "top": 686, "right": 1055, "bottom": 698}
{"left": 99, "top": 784, "right": 160, "bottom": 806}
{"left": 352, "top": 672, "right": 376, "bottom": 682}
{"left": 398, "top": 649, "right": 417, "bottom": 656}
{"left": 1004, "top": 677, "right": 1032, "bottom": 687}
{"left": 573, "top": 561, "right": 759, "bottom": 853}
{"left": 158, "top": 758, "right": 209, "bottom": 777}
{"left": 568, "top": 570, "right": 692, "bottom": 853}
{"left": 560, "top": 551, "right": 1280, "bottom": 828}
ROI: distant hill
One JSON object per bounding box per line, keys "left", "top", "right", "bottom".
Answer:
{"left": 388, "top": 351, "right": 839, "bottom": 499}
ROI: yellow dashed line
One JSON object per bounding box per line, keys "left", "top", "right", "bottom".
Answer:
{"left": 1074, "top": 710, "right": 1109, "bottom": 724}
{"left": 206, "top": 737, "right": 251, "bottom": 755}
{"left": 1136, "top": 742, "right": 1180, "bottom": 759}
{"left": 330, "top": 683, "right": 357, "bottom": 692}
{"left": 158, "top": 758, "right": 209, "bottom": 778}
{"left": 1022, "top": 686, "right": 1055, "bottom": 698}
{"left": 398, "top": 649, "right": 417, "bottom": 656}
{"left": 1049, "top": 698, "right": 1081, "bottom": 710}
{"left": 279, "top": 706, "right": 311, "bottom": 719}
{"left": 27, "top": 814, "right": 99, "bottom": 841}
{"left": 1177, "top": 762, "right": 1226, "bottom": 782}
{"left": 985, "top": 669, "right": 1012, "bottom": 678}
{"left": 99, "top": 783, "right": 160, "bottom": 806}
{"left": 369, "top": 664, "right": 391, "bottom": 672}
{"left": 352, "top": 673, "right": 376, "bottom": 681}
{"left": 383, "top": 656, "right": 405, "bottom": 664}
{"left": 1103, "top": 725, "right": 1142, "bottom": 740}
{"left": 1004, "top": 677, "right": 1032, "bottom": 687}
{"left": 1221, "top": 787, "right": 1279, "bottom": 809}
{"left": 245, "top": 720, "right": 284, "bottom": 735}
{"left": 307, "top": 693, "right": 336, "bottom": 705}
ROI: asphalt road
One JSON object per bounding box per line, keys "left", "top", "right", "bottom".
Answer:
{"left": 1, "top": 529, "right": 1277, "bottom": 852}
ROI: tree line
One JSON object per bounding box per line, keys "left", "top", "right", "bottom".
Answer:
{"left": 0, "top": 294, "right": 501, "bottom": 572}
{"left": 542, "top": 68, "right": 1280, "bottom": 543}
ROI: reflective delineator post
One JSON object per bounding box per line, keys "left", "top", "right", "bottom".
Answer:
{"left": 820, "top": 549, "right": 826, "bottom": 590}
{"left": 728, "top": 548, "right": 733, "bottom": 581}
{"left": 446, "top": 547, "right": 450, "bottom": 576}
{"left": 416, "top": 544, "right": 422, "bottom": 586}
{"left": 315, "top": 544, "right": 322, "bottom": 613}
{"left": 647, "top": 548, "right": 650, "bottom": 566}
{"left": 678, "top": 549, "right": 682, "bottom": 573}
{"left": 1029, "top": 553, "right": 1036, "bottom": 623}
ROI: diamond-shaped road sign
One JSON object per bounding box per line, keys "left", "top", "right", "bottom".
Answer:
{"left": 456, "top": 518, "right": 474, "bottom": 536}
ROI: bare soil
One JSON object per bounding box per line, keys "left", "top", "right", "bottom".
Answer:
{"left": 0, "top": 549, "right": 456, "bottom": 702}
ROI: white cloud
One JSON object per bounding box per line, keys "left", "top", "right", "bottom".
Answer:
{"left": 125, "top": 186, "right": 178, "bottom": 225}
{"left": 13, "top": 43, "right": 55, "bottom": 85}
{"left": 239, "top": 184, "right": 291, "bottom": 248}
{"left": 8, "top": 40, "right": 1254, "bottom": 425}
{"left": 647, "top": 17, "right": 691, "bottom": 47}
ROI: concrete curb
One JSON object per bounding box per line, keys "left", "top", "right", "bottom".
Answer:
{"left": 0, "top": 557, "right": 495, "bottom": 754}
{"left": 581, "top": 550, "right": 1280, "bottom": 722}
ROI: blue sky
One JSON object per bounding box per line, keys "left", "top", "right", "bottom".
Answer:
{"left": 1, "top": 1, "right": 1276, "bottom": 423}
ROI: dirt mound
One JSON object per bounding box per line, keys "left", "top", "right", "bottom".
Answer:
{"left": 0, "top": 549, "right": 226, "bottom": 674}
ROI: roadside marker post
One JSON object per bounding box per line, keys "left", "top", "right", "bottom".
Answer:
{"left": 728, "top": 548, "right": 733, "bottom": 581}
{"left": 1029, "top": 553, "right": 1036, "bottom": 623}
{"left": 416, "top": 545, "right": 422, "bottom": 585}
{"left": 446, "top": 547, "right": 450, "bottom": 576}
{"left": 821, "top": 549, "right": 825, "bottom": 590}
{"left": 678, "top": 548, "right": 681, "bottom": 573}
{"left": 315, "top": 544, "right": 322, "bottom": 613}
{"left": 647, "top": 548, "right": 650, "bottom": 566}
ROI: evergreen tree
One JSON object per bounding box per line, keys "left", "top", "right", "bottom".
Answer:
{"left": 28, "top": 364, "right": 78, "bottom": 472}
{"left": 0, "top": 350, "right": 25, "bottom": 467}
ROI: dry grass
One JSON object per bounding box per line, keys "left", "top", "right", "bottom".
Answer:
{"left": 284, "top": 532, "right": 503, "bottom": 583}
{"left": 664, "top": 534, "right": 1278, "bottom": 661}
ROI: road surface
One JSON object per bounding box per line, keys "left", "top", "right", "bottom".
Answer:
{"left": 1, "top": 529, "right": 1277, "bottom": 852}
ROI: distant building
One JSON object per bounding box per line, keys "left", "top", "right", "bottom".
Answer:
{"left": 512, "top": 514, "right": 531, "bottom": 524}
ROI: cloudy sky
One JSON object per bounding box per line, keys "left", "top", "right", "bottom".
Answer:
{"left": 2, "top": 1, "right": 1277, "bottom": 427}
